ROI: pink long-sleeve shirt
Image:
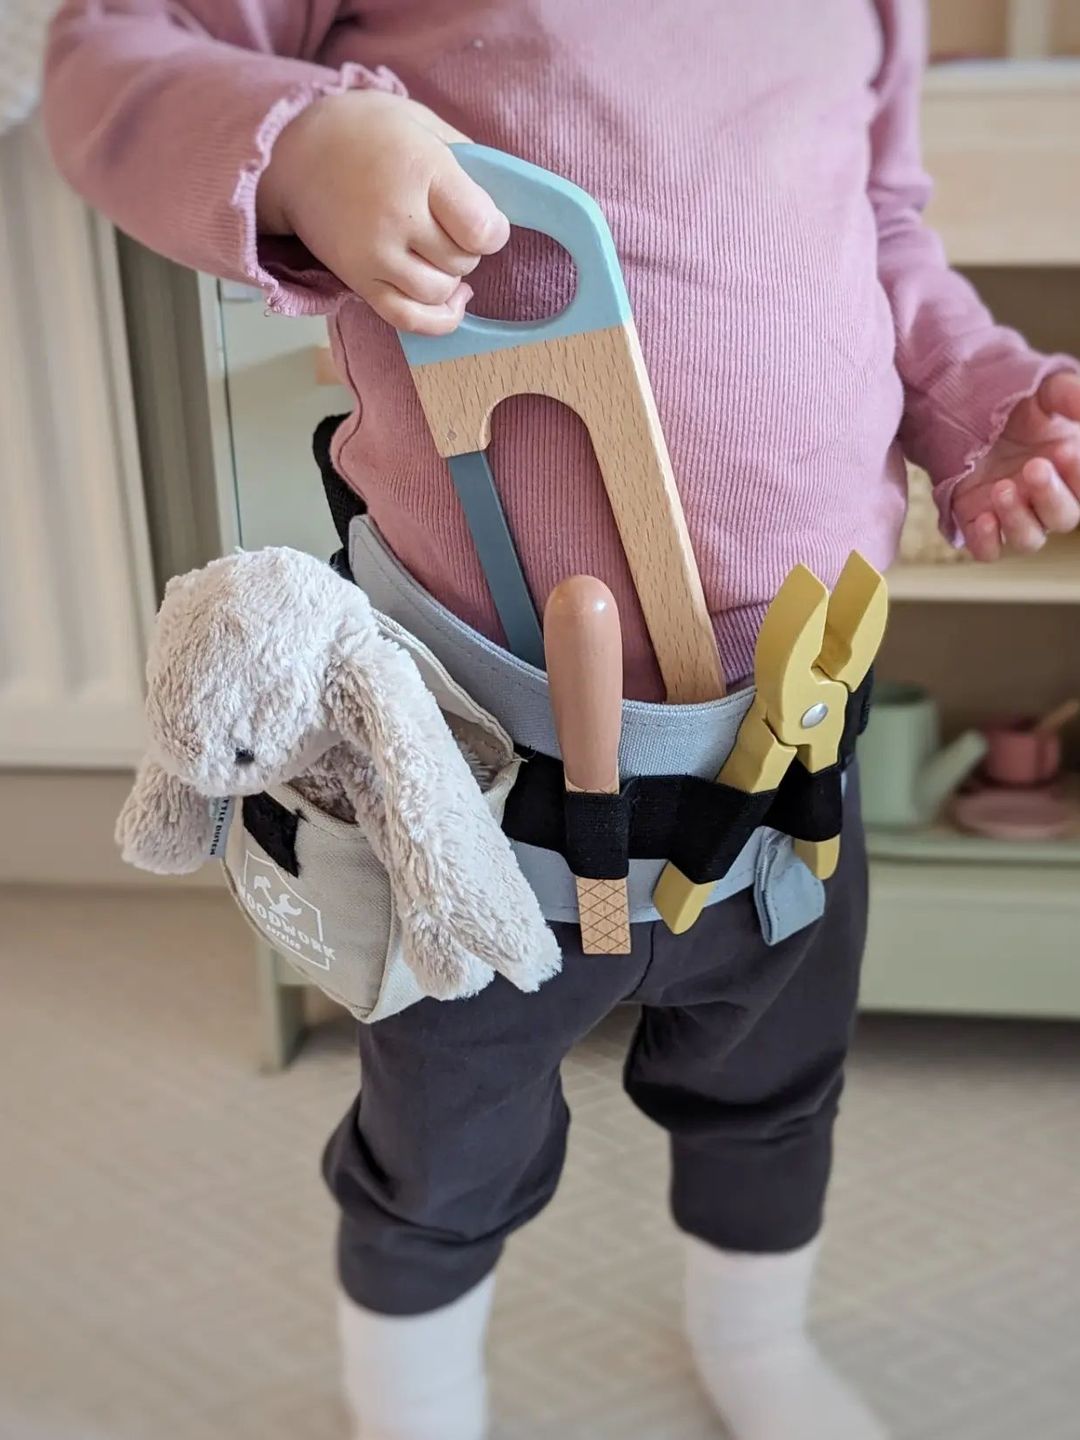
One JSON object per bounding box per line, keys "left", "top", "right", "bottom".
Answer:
{"left": 44, "top": 0, "right": 1073, "bottom": 698}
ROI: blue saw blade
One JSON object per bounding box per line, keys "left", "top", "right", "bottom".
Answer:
{"left": 447, "top": 450, "right": 545, "bottom": 668}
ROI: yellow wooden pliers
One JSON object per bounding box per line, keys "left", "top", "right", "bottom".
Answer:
{"left": 653, "top": 551, "right": 889, "bottom": 935}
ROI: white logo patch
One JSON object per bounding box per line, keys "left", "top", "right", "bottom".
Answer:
{"left": 239, "top": 851, "right": 334, "bottom": 969}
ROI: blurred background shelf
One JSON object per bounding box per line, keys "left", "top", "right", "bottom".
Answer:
{"left": 861, "top": 859, "right": 1080, "bottom": 1019}
{"left": 887, "top": 533, "right": 1080, "bottom": 603}
{"left": 866, "top": 815, "right": 1080, "bottom": 867}
{"left": 922, "top": 60, "right": 1080, "bottom": 267}
{"left": 860, "top": 0, "right": 1080, "bottom": 1017}
{"left": 929, "top": 0, "right": 1080, "bottom": 64}
{"left": 924, "top": 0, "right": 1080, "bottom": 269}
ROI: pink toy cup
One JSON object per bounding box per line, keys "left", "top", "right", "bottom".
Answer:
{"left": 981, "top": 719, "right": 1061, "bottom": 789}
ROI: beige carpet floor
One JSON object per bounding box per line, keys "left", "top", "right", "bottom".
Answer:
{"left": 2, "top": 887, "right": 1079, "bottom": 1440}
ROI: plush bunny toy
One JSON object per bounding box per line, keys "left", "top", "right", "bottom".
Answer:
{"left": 116, "top": 547, "right": 561, "bottom": 1002}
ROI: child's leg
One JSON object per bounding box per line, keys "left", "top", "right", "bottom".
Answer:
{"left": 336, "top": 1273, "right": 495, "bottom": 1440}
{"left": 626, "top": 782, "right": 887, "bottom": 1438}
{"left": 322, "top": 935, "right": 646, "bottom": 1439}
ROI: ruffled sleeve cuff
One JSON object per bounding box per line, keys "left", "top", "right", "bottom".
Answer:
{"left": 231, "top": 62, "right": 407, "bottom": 317}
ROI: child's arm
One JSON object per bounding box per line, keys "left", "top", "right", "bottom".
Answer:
{"left": 870, "top": 0, "right": 1080, "bottom": 558}
{"left": 43, "top": 3, "right": 508, "bottom": 334}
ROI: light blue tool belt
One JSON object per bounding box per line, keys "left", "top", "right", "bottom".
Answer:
{"left": 348, "top": 516, "right": 827, "bottom": 943}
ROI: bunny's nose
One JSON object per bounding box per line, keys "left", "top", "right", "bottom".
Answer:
{"left": 234, "top": 748, "right": 255, "bottom": 766}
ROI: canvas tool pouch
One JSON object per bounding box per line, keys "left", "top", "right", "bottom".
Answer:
{"left": 220, "top": 611, "right": 521, "bottom": 1024}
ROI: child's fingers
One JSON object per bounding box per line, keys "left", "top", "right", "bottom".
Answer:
{"left": 1019, "top": 457, "right": 1080, "bottom": 533}
{"left": 366, "top": 279, "right": 472, "bottom": 336}
{"left": 428, "top": 161, "right": 510, "bottom": 256}
{"left": 992, "top": 480, "right": 1047, "bottom": 552}
{"left": 964, "top": 511, "right": 1002, "bottom": 563}
{"left": 1055, "top": 446, "right": 1080, "bottom": 504}
{"left": 377, "top": 251, "right": 465, "bottom": 307}
{"left": 1038, "top": 369, "right": 1080, "bottom": 422}
{"left": 410, "top": 217, "right": 483, "bottom": 279}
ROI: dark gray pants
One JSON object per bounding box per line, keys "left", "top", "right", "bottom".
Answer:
{"left": 323, "top": 786, "right": 867, "bottom": 1316}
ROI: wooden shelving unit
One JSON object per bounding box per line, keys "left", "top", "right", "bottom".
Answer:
{"left": 866, "top": 525, "right": 1080, "bottom": 1020}
{"left": 867, "top": 792, "right": 1080, "bottom": 866}
{"left": 860, "top": 862, "right": 1080, "bottom": 1020}
{"left": 922, "top": 60, "right": 1080, "bottom": 267}
{"left": 859, "top": 8, "right": 1080, "bottom": 1019}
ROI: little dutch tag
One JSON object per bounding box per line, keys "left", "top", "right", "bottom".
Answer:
{"left": 207, "top": 796, "right": 236, "bottom": 859}
{"left": 753, "top": 831, "right": 825, "bottom": 946}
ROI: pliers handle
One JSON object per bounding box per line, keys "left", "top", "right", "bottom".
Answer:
{"left": 653, "top": 552, "right": 888, "bottom": 934}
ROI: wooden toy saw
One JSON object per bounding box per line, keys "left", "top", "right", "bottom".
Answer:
{"left": 397, "top": 144, "right": 726, "bottom": 704}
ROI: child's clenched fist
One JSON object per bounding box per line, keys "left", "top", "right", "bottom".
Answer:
{"left": 258, "top": 90, "right": 510, "bottom": 334}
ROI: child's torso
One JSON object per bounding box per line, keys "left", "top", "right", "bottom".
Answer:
{"left": 323, "top": 0, "right": 907, "bottom": 698}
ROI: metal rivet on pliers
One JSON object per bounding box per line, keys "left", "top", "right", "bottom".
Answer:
{"left": 801, "top": 703, "right": 829, "bottom": 729}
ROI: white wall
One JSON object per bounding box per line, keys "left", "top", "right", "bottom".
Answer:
{"left": 0, "top": 122, "right": 155, "bottom": 767}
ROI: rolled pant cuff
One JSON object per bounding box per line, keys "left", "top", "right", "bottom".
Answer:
{"left": 336, "top": 1217, "right": 504, "bottom": 1317}
{"left": 669, "top": 1131, "right": 832, "bottom": 1255}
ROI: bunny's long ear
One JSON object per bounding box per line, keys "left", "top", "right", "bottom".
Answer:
{"left": 333, "top": 746, "right": 496, "bottom": 1003}
{"left": 329, "top": 636, "right": 560, "bottom": 997}
{"left": 115, "top": 758, "right": 217, "bottom": 875}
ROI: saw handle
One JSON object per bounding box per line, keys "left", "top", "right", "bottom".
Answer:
{"left": 399, "top": 145, "right": 629, "bottom": 369}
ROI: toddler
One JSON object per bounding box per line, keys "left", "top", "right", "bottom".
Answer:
{"left": 45, "top": 3, "right": 1080, "bottom": 1438}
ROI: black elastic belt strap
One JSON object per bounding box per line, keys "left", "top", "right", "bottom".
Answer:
{"left": 503, "top": 673, "right": 873, "bottom": 885}
{"left": 314, "top": 413, "right": 366, "bottom": 549}
{"left": 243, "top": 792, "right": 302, "bottom": 878}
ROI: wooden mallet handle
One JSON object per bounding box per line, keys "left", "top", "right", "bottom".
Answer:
{"left": 544, "top": 577, "right": 631, "bottom": 953}
{"left": 545, "top": 577, "right": 623, "bottom": 792}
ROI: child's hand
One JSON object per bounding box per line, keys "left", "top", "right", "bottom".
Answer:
{"left": 952, "top": 371, "right": 1080, "bottom": 561}
{"left": 258, "top": 90, "right": 510, "bottom": 334}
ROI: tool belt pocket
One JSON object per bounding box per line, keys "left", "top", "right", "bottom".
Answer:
{"left": 222, "top": 783, "right": 414, "bottom": 1022}
{"left": 220, "top": 615, "right": 522, "bottom": 1025}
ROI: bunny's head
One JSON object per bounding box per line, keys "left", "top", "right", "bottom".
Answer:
{"left": 118, "top": 547, "right": 381, "bottom": 872}
{"left": 145, "top": 548, "right": 375, "bottom": 796}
